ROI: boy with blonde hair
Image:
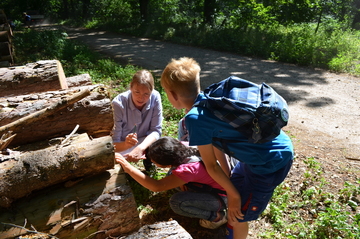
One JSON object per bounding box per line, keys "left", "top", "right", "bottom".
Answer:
{"left": 161, "top": 57, "right": 293, "bottom": 239}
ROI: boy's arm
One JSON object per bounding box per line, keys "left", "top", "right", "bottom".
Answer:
{"left": 115, "top": 153, "right": 186, "bottom": 192}
{"left": 197, "top": 144, "right": 244, "bottom": 223}
{"left": 213, "top": 146, "right": 231, "bottom": 177}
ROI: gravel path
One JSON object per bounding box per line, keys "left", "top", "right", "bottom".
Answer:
{"left": 64, "top": 27, "right": 360, "bottom": 157}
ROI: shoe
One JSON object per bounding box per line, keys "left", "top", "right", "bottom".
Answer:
{"left": 199, "top": 211, "right": 227, "bottom": 229}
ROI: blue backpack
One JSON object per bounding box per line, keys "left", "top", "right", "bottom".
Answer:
{"left": 195, "top": 76, "right": 289, "bottom": 144}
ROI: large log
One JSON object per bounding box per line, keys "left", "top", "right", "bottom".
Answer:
{"left": 0, "top": 87, "right": 90, "bottom": 136}
{"left": 0, "top": 84, "right": 114, "bottom": 147}
{"left": 0, "top": 165, "right": 141, "bottom": 239}
{"left": 66, "top": 73, "right": 93, "bottom": 87}
{"left": 120, "top": 220, "right": 192, "bottom": 239}
{"left": 0, "top": 135, "right": 115, "bottom": 208}
{"left": 0, "top": 60, "right": 68, "bottom": 97}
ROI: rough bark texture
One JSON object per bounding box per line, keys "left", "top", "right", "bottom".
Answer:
{"left": 0, "top": 165, "right": 141, "bottom": 239}
{"left": 0, "top": 135, "right": 115, "bottom": 208}
{"left": 0, "top": 60, "right": 68, "bottom": 97}
{"left": 0, "top": 87, "right": 91, "bottom": 137}
{"left": 66, "top": 73, "right": 93, "bottom": 87}
{"left": 120, "top": 220, "right": 193, "bottom": 239}
{"left": 0, "top": 84, "right": 114, "bottom": 147}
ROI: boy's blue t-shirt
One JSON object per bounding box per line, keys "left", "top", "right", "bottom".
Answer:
{"left": 185, "top": 93, "right": 294, "bottom": 175}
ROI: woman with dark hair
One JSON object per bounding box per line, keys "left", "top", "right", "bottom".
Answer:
{"left": 115, "top": 136, "right": 228, "bottom": 229}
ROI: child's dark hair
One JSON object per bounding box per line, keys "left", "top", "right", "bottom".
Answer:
{"left": 147, "top": 137, "right": 199, "bottom": 167}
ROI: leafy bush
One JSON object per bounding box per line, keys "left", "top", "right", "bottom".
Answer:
{"left": 86, "top": 14, "right": 360, "bottom": 75}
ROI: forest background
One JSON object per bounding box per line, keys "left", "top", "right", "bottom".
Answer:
{"left": 2, "top": 0, "right": 360, "bottom": 75}
{"left": 1, "top": 1, "right": 360, "bottom": 238}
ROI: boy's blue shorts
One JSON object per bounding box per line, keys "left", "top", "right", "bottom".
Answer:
{"left": 230, "top": 159, "right": 293, "bottom": 222}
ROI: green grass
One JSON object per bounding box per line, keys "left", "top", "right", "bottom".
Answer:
{"left": 260, "top": 157, "right": 360, "bottom": 238}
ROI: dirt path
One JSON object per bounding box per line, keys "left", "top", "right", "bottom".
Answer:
{"left": 63, "top": 26, "right": 360, "bottom": 159}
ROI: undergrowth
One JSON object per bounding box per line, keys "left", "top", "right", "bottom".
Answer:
{"left": 259, "top": 157, "right": 360, "bottom": 238}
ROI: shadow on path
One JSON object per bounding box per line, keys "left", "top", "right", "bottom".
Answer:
{"left": 63, "top": 27, "right": 360, "bottom": 147}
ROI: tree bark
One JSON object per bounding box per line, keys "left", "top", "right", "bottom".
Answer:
{"left": 66, "top": 73, "right": 92, "bottom": 87}
{"left": 0, "top": 135, "right": 115, "bottom": 208}
{"left": 0, "top": 60, "right": 68, "bottom": 97}
{"left": 0, "top": 84, "right": 114, "bottom": 147}
{"left": 0, "top": 165, "right": 141, "bottom": 239}
{"left": 0, "top": 87, "right": 90, "bottom": 136}
{"left": 122, "top": 220, "right": 192, "bottom": 239}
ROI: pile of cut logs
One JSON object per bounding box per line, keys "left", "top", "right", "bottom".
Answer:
{"left": 0, "top": 60, "right": 141, "bottom": 239}
{"left": 0, "top": 10, "right": 13, "bottom": 67}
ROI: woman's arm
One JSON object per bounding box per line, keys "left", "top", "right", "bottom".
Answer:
{"left": 115, "top": 153, "right": 186, "bottom": 192}
{"left": 197, "top": 144, "right": 244, "bottom": 224}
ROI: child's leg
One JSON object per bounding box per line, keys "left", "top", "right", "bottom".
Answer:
{"left": 231, "top": 221, "right": 248, "bottom": 239}
{"left": 169, "top": 191, "right": 226, "bottom": 221}
{"left": 229, "top": 160, "right": 293, "bottom": 238}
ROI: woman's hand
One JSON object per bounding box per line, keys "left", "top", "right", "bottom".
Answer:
{"left": 125, "top": 146, "right": 146, "bottom": 162}
{"left": 125, "top": 133, "right": 138, "bottom": 148}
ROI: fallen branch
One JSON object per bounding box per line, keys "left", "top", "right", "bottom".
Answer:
{"left": 345, "top": 156, "right": 360, "bottom": 161}
{"left": 1, "top": 222, "right": 59, "bottom": 239}
{"left": 60, "top": 124, "right": 79, "bottom": 146}
{"left": 0, "top": 131, "right": 16, "bottom": 151}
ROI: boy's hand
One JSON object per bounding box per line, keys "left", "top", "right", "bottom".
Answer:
{"left": 227, "top": 194, "right": 244, "bottom": 223}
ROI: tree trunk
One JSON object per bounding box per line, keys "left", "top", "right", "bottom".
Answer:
{"left": 0, "top": 84, "right": 114, "bottom": 147}
{"left": 0, "top": 165, "right": 141, "bottom": 239}
{"left": 0, "top": 135, "right": 115, "bottom": 208}
{"left": 0, "top": 60, "right": 68, "bottom": 97}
